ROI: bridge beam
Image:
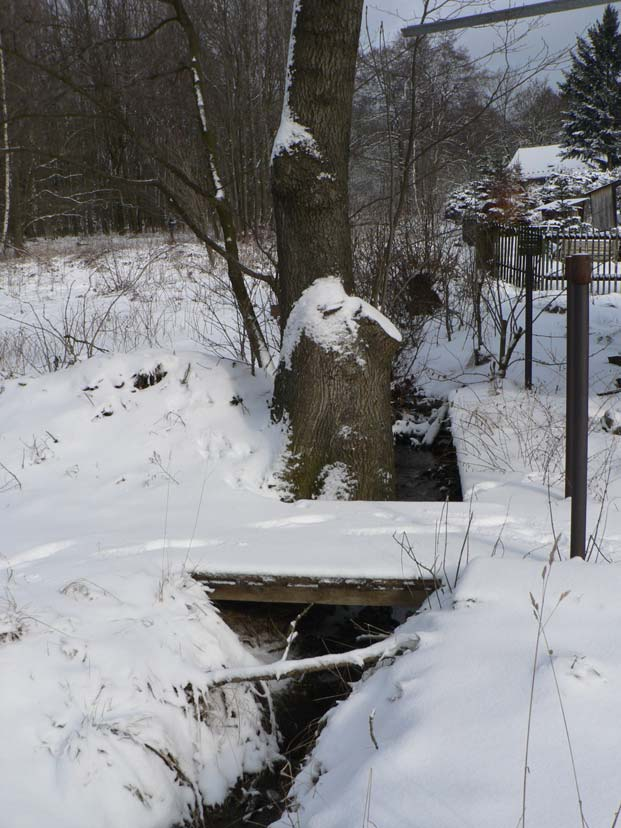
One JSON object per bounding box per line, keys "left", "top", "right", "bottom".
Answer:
{"left": 193, "top": 572, "right": 440, "bottom": 607}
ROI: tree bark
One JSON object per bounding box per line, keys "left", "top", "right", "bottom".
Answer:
{"left": 0, "top": 31, "right": 9, "bottom": 251}
{"left": 271, "top": 0, "right": 400, "bottom": 501}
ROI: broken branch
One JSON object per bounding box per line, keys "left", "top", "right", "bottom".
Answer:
{"left": 204, "top": 631, "right": 420, "bottom": 688}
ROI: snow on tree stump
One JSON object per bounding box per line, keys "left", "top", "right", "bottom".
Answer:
{"left": 273, "top": 278, "right": 401, "bottom": 501}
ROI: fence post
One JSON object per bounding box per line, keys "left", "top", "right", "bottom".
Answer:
{"left": 565, "top": 253, "right": 592, "bottom": 559}
{"left": 517, "top": 227, "right": 541, "bottom": 389}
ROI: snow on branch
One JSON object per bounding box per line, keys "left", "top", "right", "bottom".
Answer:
{"left": 204, "top": 630, "right": 420, "bottom": 687}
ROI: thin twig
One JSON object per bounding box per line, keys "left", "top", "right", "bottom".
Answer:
{"left": 368, "top": 708, "right": 379, "bottom": 751}
{"left": 521, "top": 540, "right": 558, "bottom": 828}
{"left": 281, "top": 603, "right": 314, "bottom": 663}
{"left": 0, "top": 460, "right": 21, "bottom": 490}
{"left": 541, "top": 625, "right": 589, "bottom": 827}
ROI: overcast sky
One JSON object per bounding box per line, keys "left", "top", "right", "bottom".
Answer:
{"left": 363, "top": 0, "right": 621, "bottom": 84}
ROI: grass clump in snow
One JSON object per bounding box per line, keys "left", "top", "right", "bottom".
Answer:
{"left": 0, "top": 590, "right": 25, "bottom": 644}
{"left": 133, "top": 364, "right": 168, "bottom": 390}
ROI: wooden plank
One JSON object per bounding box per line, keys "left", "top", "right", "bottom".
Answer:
{"left": 193, "top": 572, "right": 440, "bottom": 607}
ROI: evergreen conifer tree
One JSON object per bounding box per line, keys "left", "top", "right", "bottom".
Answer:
{"left": 560, "top": 4, "right": 621, "bottom": 170}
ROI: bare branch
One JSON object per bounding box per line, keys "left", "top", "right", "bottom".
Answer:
{"left": 203, "top": 631, "right": 420, "bottom": 688}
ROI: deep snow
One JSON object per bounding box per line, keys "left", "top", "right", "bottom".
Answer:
{"left": 275, "top": 281, "right": 621, "bottom": 828}
{"left": 3, "top": 237, "right": 621, "bottom": 827}
{"left": 274, "top": 557, "right": 621, "bottom": 828}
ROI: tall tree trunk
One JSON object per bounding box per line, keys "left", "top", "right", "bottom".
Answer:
{"left": 0, "top": 30, "right": 10, "bottom": 251}
{"left": 271, "top": 0, "right": 400, "bottom": 501}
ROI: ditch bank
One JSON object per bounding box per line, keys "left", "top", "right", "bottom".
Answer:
{"left": 203, "top": 602, "right": 402, "bottom": 827}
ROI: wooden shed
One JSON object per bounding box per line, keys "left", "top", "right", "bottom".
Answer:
{"left": 585, "top": 181, "right": 619, "bottom": 230}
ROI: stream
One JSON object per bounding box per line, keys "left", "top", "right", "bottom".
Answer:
{"left": 201, "top": 400, "right": 462, "bottom": 827}
{"left": 394, "top": 426, "right": 462, "bottom": 502}
{"left": 205, "top": 602, "right": 397, "bottom": 827}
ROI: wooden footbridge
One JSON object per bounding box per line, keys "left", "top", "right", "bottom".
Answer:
{"left": 193, "top": 571, "right": 440, "bottom": 606}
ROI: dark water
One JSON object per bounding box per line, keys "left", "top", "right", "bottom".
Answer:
{"left": 203, "top": 603, "right": 397, "bottom": 827}
{"left": 394, "top": 427, "right": 462, "bottom": 502}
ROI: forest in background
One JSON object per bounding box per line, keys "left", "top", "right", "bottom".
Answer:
{"left": 0, "top": 0, "right": 563, "bottom": 250}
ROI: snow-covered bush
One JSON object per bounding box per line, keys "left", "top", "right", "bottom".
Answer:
{"left": 0, "top": 566, "right": 278, "bottom": 828}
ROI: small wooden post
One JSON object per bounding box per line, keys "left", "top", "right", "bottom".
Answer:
{"left": 518, "top": 227, "right": 541, "bottom": 390}
{"left": 167, "top": 217, "right": 177, "bottom": 245}
{"left": 565, "top": 265, "right": 576, "bottom": 498}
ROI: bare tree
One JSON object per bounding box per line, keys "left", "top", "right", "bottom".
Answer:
{"left": 4, "top": 0, "right": 275, "bottom": 366}
{"left": 159, "top": 0, "right": 273, "bottom": 370}
{"left": 510, "top": 79, "right": 564, "bottom": 146}
{"left": 0, "top": 29, "right": 9, "bottom": 251}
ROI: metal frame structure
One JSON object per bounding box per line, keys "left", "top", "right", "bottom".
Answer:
{"left": 402, "top": 0, "right": 617, "bottom": 37}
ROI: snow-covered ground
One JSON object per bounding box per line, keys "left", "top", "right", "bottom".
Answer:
{"left": 0, "top": 239, "right": 287, "bottom": 828}
{"left": 276, "top": 287, "right": 621, "bottom": 827}
{"left": 275, "top": 557, "right": 621, "bottom": 828}
{"left": 3, "top": 236, "right": 621, "bottom": 827}
{"left": 0, "top": 233, "right": 278, "bottom": 376}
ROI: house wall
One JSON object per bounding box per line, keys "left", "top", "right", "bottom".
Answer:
{"left": 590, "top": 185, "right": 617, "bottom": 229}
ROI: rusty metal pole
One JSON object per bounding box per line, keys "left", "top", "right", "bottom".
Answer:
{"left": 565, "top": 254, "right": 592, "bottom": 559}
{"left": 565, "top": 267, "right": 575, "bottom": 498}
{"left": 525, "top": 250, "right": 534, "bottom": 390}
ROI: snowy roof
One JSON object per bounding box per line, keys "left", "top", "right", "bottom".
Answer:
{"left": 539, "top": 196, "right": 588, "bottom": 211}
{"left": 508, "top": 144, "right": 588, "bottom": 180}
{"left": 584, "top": 178, "right": 621, "bottom": 195}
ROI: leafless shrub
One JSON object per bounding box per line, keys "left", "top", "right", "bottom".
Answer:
{"left": 186, "top": 270, "right": 279, "bottom": 365}
{"left": 456, "top": 390, "right": 619, "bottom": 506}
{"left": 455, "top": 392, "right": 566, "bottom": 489}
{"left": 0, "top": 286, "right": 114, "bottom": 372}
{"left": 479, "top": 277, "right": 526, "bottom": 380}
{"left": 0, "top": 282, "right": 180, "bottom": 379}
{"left": 94, "top": 247, "right": 170, "bottom": 296}
{"left": 0, "top": 328, "right": 31, "bottom": 378}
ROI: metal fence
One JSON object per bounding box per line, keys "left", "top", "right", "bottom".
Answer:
{"left": 491, "top": 224, "right": 621, "bottom": 294}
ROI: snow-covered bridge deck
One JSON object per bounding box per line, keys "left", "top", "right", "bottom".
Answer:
{"left": 193, "top": 571, "right": 439, "bottom": 606}
{"left": 0, "top": 351, "right": 582, "bottom": 612}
